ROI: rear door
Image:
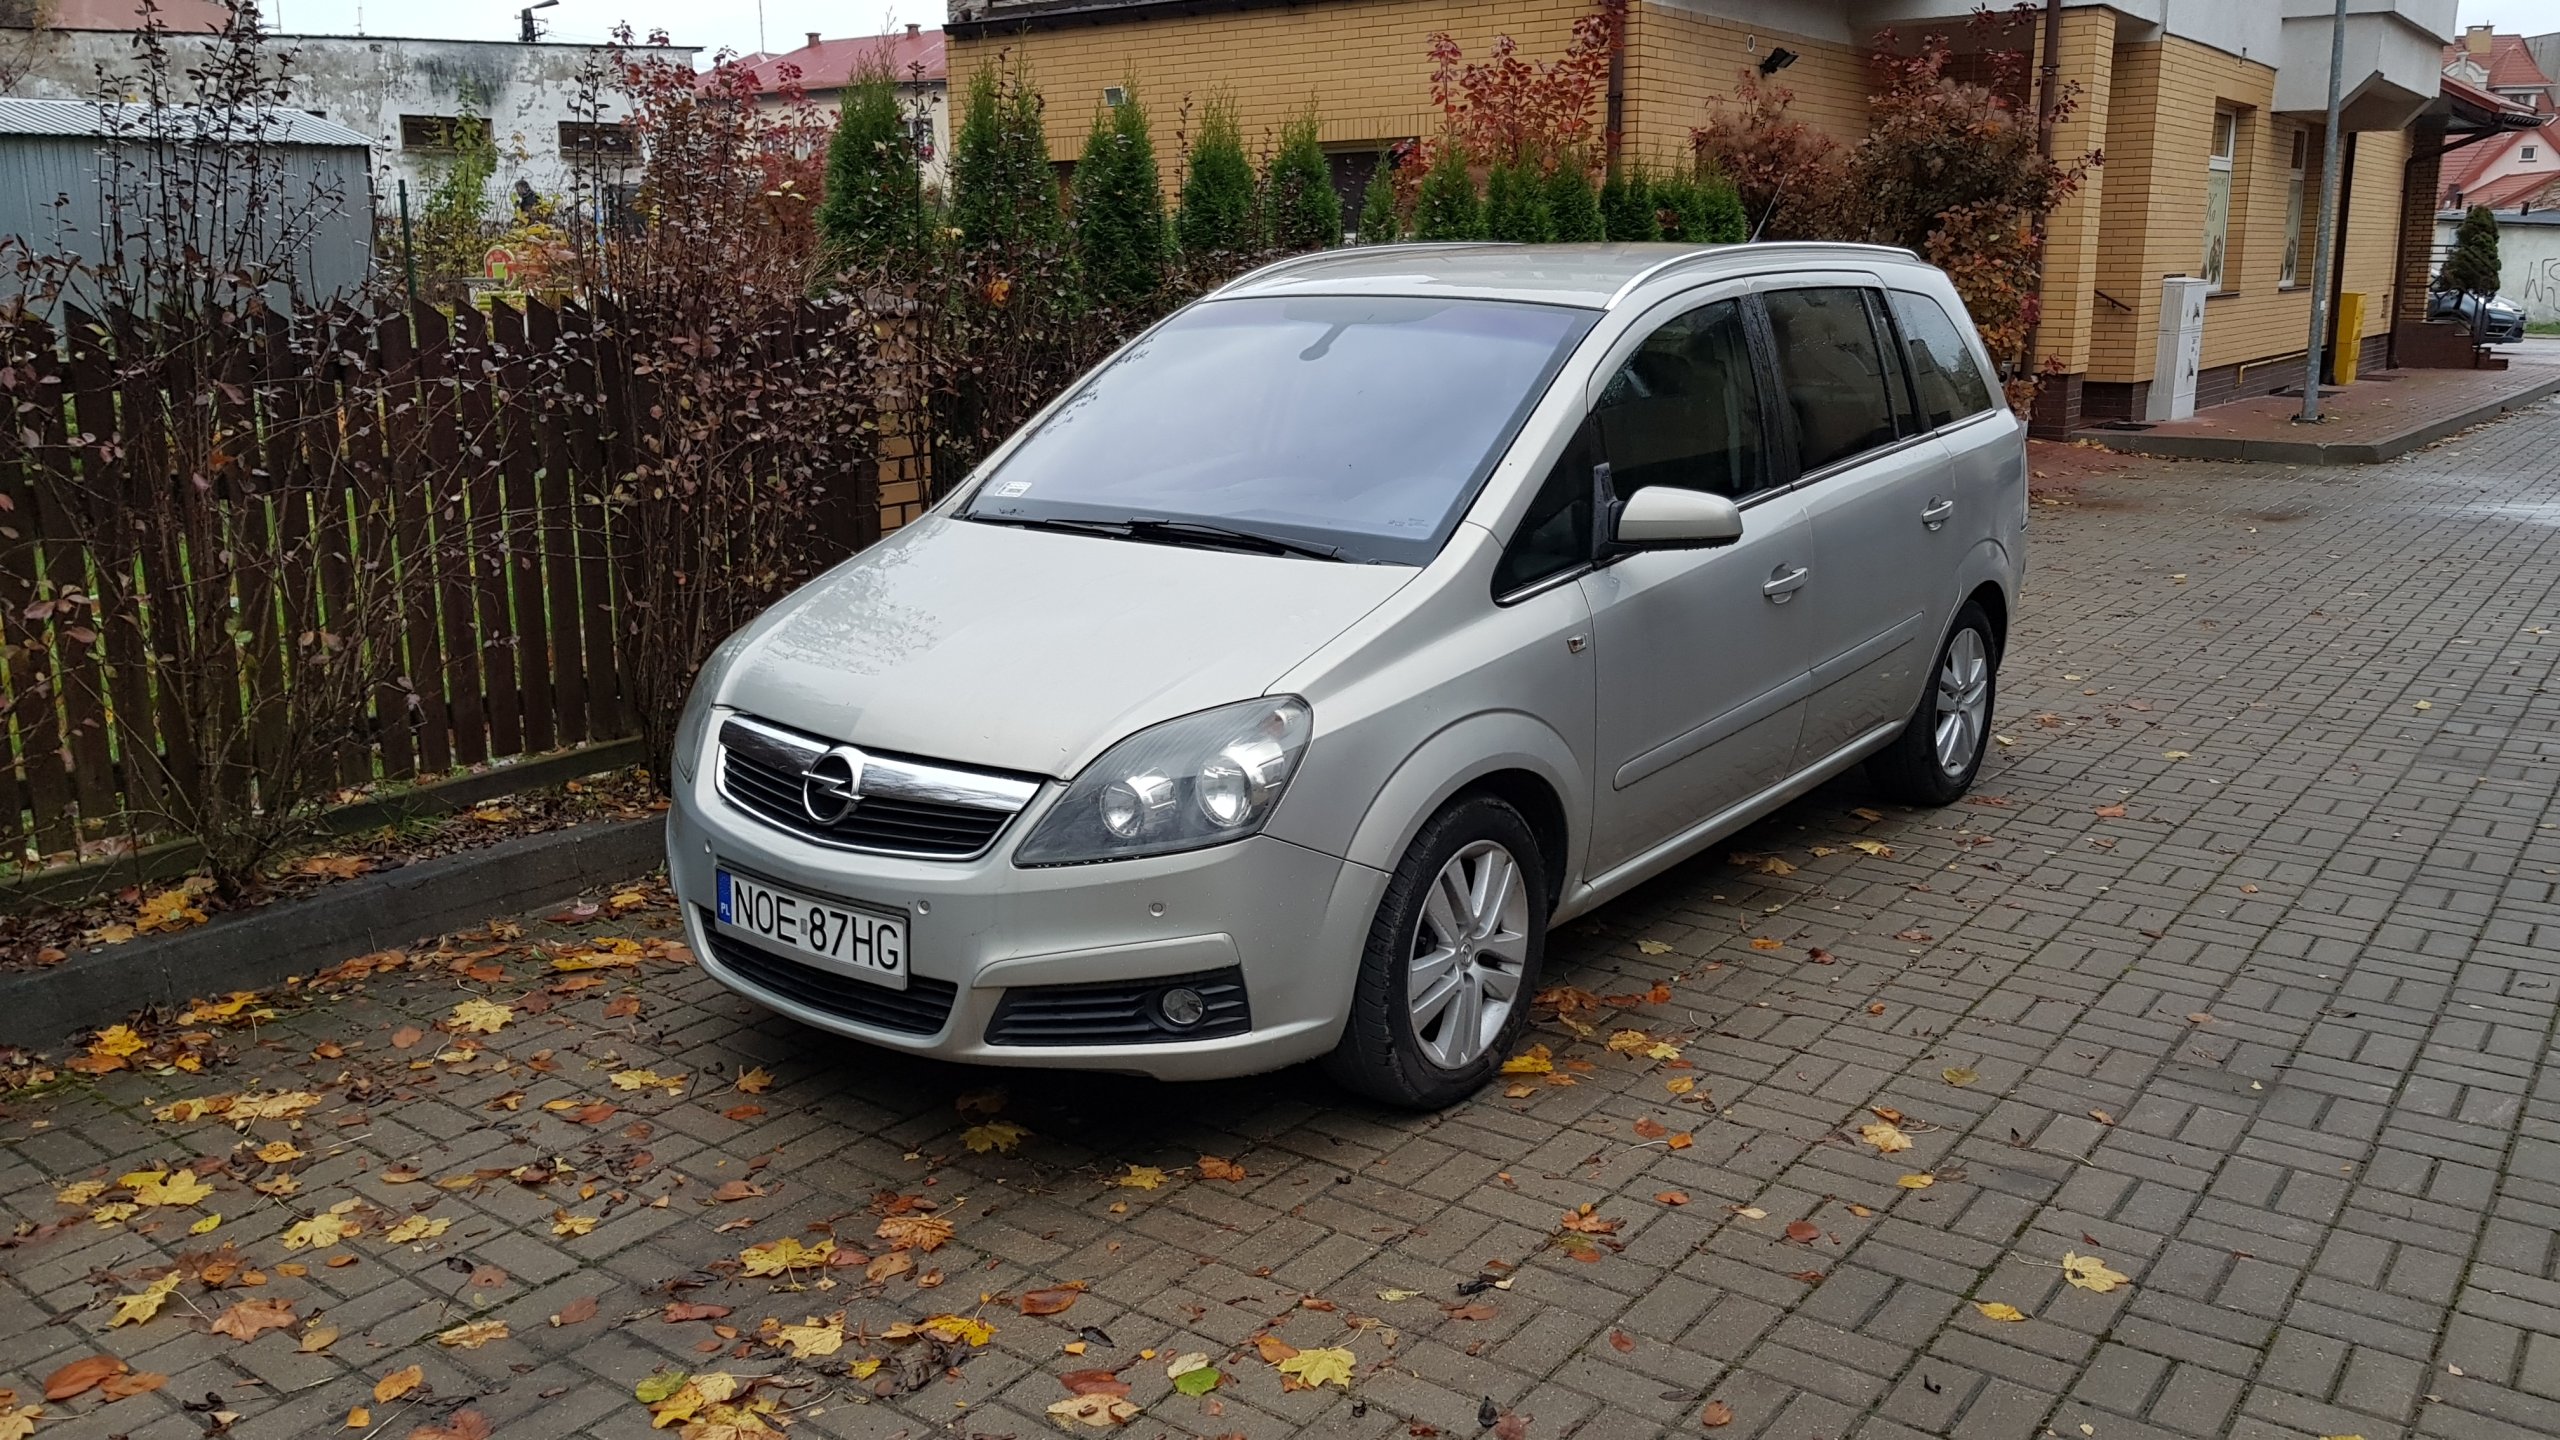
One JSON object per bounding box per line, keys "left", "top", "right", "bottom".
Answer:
{"left": 1761, "top": 281, "right": 1953, "bottom": 763}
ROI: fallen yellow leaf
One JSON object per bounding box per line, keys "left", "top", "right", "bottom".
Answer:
{"left": 1859, "top": 1122, "right": 1913, "bottom": 1154}
{"left": 2061, "top": 1251, "right": 2130, "bottom": 1293}
{"left": 447, "top": 999, "right": 512, "bottom": 1034}
{"left": 1974, "top": 1301, "right": 2027, "bottom": 1322}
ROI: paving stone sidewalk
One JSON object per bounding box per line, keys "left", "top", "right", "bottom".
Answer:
{"left": 6, "top": 397, "right": 2560, "bottom": 1440}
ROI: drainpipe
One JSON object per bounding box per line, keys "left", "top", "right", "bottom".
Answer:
{"left": 2019, "top": 0, "right": 2064, "bottom": 393}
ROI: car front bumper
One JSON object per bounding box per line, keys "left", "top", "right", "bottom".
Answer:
{"left": 665, "top": 762, "right": 1389, "bottom": 1081}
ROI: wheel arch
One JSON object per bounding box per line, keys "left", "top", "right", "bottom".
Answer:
{"left": 1341, "top": 712, "right": 1586, "bottom": 905}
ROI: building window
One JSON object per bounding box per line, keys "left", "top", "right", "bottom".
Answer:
{"left": 2281, "top": 128, "right": 2307, "bottom": 288}
{"left": 2202, "top": 109, "right": 2236, "bottom": 292}
{"left": 400, "top": 114, "right": 490, "bottom": 152}
{"left": 2526, "top": 144, "right": 2541, "bottom": 161}
{"left": 558, "top": 120, "right": 634, "bottom": 162}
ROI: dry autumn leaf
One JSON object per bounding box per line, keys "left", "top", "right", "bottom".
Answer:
{"left": 209, "top": 1297, "right": 297, "bottom": 1341}
{"left": 1196, "top": 1155, "right": 1247, "bottom": 1182}
{"left": 740, "top": 1236, "right": 836, "bottom": 1275}
{"left": 437, "top": 1318, "right": 510, "bottom": 1349}
{"left": 1941, "top": 1065, "right": 1978, "bottom": 1087}
{"left": 446, "top": 999, "right": 512, "bottom": 1034}
{"left": 383, "top": 1215, "right": 450, "bottom": 1244}
{"left": 1275, "top": 1346, "right": 1355, "bottom": 1390}
{"left": 99, "top": 1371, "right": 167, "bottom": 1402}
{"left": 1701, "top": 1399, "right": 1735, "bottom": 1428}
{"left": 44, "top": 1356, "right": 124, "bottom": 1401}
{"left": 1018, "top": 1286, "right": 1083, "bottom": 1316}
{"left": 1897, "top": 1174, "right": 1936, "bottom": 1189}
{"left": 1784, "top": 1220, "right": 1821, "bottom": 1244}
{"left": 961, "top": 1120, "right": 1029, "bottom": 1154}
{"left": 1860, "top": 1122, "right": 1914, "bottom": 1154}
{"left": 2061, "top": 1252, "right": 2130, "bottom": 1293}
{"left": 110, "top": 1273, "right": 182, "bottom": 1327}
{"left": 874, "top": 1214, "right": 952, "bottom": 1252}
{"left": 1112, "top": 1164, "right": 1168, "bottom": 1190}
{"left": 1047, "top": 1393, "right": 1139, "bottom": 1427}
{"left": 771, "top": 1315, "right": 846, "bottom": 1358}
{"left": 735, "top": 1066, "right": 774, "bottom": 1093}
{"left": 1975, "top": 1301, "right": 2028, "bottom": 1322}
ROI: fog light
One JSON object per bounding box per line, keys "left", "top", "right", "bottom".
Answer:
{"left": 1158, "top": 987, "right": 1207, "bottom": 1028}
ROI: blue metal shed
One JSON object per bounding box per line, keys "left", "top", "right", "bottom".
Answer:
{"left": 0, "top": 97, "right": 375, "bottom": 313}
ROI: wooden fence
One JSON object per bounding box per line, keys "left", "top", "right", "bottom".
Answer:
{"left": 0, "top": 294, "right": 894, "bottom": 866}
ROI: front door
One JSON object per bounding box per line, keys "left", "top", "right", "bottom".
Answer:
{"left": 1578, "top": 294, "right": 1817, "bottom": 877}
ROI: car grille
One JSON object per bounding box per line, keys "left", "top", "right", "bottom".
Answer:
{"left": 714, "top": 715, "right": 1040, "bottom": 860}
{"left": 985, "top": 968, "right": 1251, "bottom": 1046}
{"left": 700, "top": 914, "right": 957, "bottom": 1036}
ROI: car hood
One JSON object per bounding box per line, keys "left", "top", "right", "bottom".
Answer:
{"left": 716, "top": 513, "right": 1416, "bottom": 778}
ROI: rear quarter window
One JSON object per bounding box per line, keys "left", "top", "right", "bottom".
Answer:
{"left": 1886, "top": 291, "right": 1996, "bottom": 429}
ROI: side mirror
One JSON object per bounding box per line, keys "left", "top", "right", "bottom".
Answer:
{"left": 1613, "top": 485, "right": 1744, "bottom": 550}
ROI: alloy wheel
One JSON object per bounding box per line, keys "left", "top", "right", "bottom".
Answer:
{"left": 1933, "top": 627, "right": 1992, "bottom": 777}
{"left": 1406, "top": 839, "right": 1530, "bottom": 1069}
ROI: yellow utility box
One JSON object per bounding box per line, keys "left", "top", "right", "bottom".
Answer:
{"left": 2330, "top": 292, "right": 2364, "bottom": 385}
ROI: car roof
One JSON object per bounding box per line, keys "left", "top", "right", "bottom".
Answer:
{"left": 1211, "top": 241, "right": 1928, "bottom": 310}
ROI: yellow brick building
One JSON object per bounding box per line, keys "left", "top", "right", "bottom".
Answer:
{"left": 946, "top": 0, "right": 2460, "bottom": 434}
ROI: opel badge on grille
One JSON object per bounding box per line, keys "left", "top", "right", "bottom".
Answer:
{"left": 800, "top": 747, "right": 866, "bottom": 825}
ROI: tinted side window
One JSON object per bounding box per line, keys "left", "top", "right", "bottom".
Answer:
{"left": 1888, "top": 291, "right": 1997, "bottom": 428}
{"left": 1494, "top": 417, "right": 1598, "bottom": 596}
{"left": 1591, "top": 299, "right": 1768, "bottom": 501}
{"left": 1762, "top": 287, "right": 1898, "bottom": 472}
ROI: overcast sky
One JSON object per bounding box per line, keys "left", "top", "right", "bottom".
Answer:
{"left": 260, "top": 0, "right": 2555, "bottom": 65}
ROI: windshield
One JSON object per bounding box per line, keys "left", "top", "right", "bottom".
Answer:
{"left": 961, "top": 295, "right": 1597, "bottom": 565}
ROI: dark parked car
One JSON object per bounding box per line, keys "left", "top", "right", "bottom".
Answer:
{"left": 2428, "top": 289, "right": 2527, "bottom": 344}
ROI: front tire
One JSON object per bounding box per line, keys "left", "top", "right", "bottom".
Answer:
{"left": 1866, "top": 601, "right": 1999, "bottom": 806}
{"left": 1324, "top": 795, "right": 1548, "bottom": 1109}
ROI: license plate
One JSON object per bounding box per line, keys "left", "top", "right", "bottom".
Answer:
{"left": 714, "top": 868, "right": 907, "bottom": 990}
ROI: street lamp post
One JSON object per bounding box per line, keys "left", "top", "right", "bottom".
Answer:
{"left": 2301, "top": 0, "right": 2349, "bottom": 424}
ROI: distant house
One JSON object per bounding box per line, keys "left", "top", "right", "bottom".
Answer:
{"left": 732, "top": 25, "right": 950, "bottom": 190}
{"left": 6, "top": 21, "right": 696, "bottom": 221}
{"left": 2439, "top": 26, "right": 2560, "bottom": 212}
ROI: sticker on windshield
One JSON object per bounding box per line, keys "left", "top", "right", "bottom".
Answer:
{"left": 993, "top": 481, "right": 1032, "bottom": 497}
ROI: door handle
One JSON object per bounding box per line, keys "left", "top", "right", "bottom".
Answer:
{"left": 1762, "top": 564, "right": 1810, "bottom": 603}
{"left": 1921, "top": 498, "right": 1956, "bottom": 531}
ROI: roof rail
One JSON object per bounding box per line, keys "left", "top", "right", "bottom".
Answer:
{"left": 1206, "top": 242, "right": 1521, "bottom": 299}
{"left": 1602, "top": 240, "right": 1924, "bottom": 309}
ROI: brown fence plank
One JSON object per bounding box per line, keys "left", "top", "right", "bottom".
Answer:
{"left": 524, "top": 299, "right": 590, "bottom": 748}
{"left": 417, "top": 303, "right": 487, "bottom": 767}
{"left": 60, "top": 311, "right": 161, "bottom": 834}
{"left": 450, "top": 304, "right": 522, "bottom": 759}
{"left": 334, "top": 309, "right": 410, "bottom": 784}
{"left": 380, "top": 309, "right": 452, "bottom": 775}
{"left": 485, "top": 303, "right": 548, "bottom": 755}
{"left": 27, "top": 317, "right": 123, "bottom": 845}
{"left": 0, "top": 319, "right": 75, "bottom": 856}
{"left": 561, "top": 300, "right": 622, "bottom": 743}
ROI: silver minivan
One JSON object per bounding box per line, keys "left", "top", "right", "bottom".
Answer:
{"left": 666, "top": 242, "right": 2025, "bottom": 1107}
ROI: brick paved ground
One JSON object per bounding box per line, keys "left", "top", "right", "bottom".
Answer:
{"left": 7, "top": 396, "right": 2560, "bottom": 1440}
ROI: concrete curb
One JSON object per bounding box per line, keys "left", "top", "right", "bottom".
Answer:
{"left": 0, "top": 815, "right": 666, "bottom": 1050}
{"left": 2073, "top": 372, "right": 2560, "bottom": 465}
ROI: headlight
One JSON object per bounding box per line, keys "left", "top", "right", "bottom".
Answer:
{"left": 1015, "top": 697, "right": 1312, "bottom": 865}
{"left": 670, "top": 632, "right": 751, "bottom": 783}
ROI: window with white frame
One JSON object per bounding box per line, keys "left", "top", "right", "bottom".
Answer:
{"left": 2203, "top": 109, "right": 2236, "bottom": 292}
{"left": 2281, "top": 128, "right": 2307, "bottom": 288}
{"left": 2526, "top": 144, "right": 2540, "bottom": 161}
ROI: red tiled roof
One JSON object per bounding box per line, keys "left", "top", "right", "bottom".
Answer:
{"left": 732, "top": 29, "right": 945, "bottom": 95}
{"left": 2444, "top": 32, "right": 2556, "bottom": 109}
{"left": 2452, "top": 168, "right": 2560, "bottom": 212}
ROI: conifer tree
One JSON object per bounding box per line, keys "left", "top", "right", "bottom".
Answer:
{"left": 1071, "top": 84, "right": 1168, "bottom": 305}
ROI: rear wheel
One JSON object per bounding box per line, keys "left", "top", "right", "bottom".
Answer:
{"left": 1866, "top": 601, "right": 1998, "bottom": 806}
{"left": 1324, "top": 795, "right": 1548, "bottom": 1109}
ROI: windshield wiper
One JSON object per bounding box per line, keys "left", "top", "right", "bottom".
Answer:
{"left": 1119, "top": 518, "right": 1345, "bottom": 562}
{"left": 968, "top": 511, "right": 1345, "bottom": 561}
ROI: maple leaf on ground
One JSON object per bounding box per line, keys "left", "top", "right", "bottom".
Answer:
{"left": 884, "top": 1313, "right": 994, "bottom": 1346}
{"left": 281, "top": 1212, "right": 353, "bottom": 1250}
{"left": 2061, "top": 1251, "right": 2131, "bottom": 1293}
{"left": 446, "top": 999, "right": 512, "bottom": 1034}
{"left": 961, "top": 1120, "right": 1029, "bottom": 1154}
{"left": 208, "top": 1297, "right": 296, "bottom": 1341}
{"left": 383, "top": 1215, "right": 450, "bottom": 1244}
{"left": 609, "top": 1068, "right": 685, "bottom": 1094}
{"left": 111, "top": 1273, "right": 183, "bottom": 1327}
{"left": 1275, "top": 1346, "right": 1355, "bottom": 1390}
{"left": 771, "top": 1314, "right": 846, "bottom": 1358}
{"left": 135, "top": 886, "right": 209, "bottom": 933}
{"left": 740, "top": 1236, "right": 836, "bottom": 1275}
{"left": 734, "top": 1066, "right": 774, "bottom": 1094}
{"left": 550, "top": 1210, "right": 598, "bottom": 1237}
{"left": 1557, "top": 1205, "right": 1619, "bottom": 1235}
{"left": 874, "top": 1214, "right": 952, "bottom": 1252}
{"left": 1196, "top": 1155, "right": 1247, "bottom": 1182}
{"left": 1859, "top": 1122, "right": 1914, "bottom": 1154}
{"left": 1499, "top": 1044, "right": 1554, "bottom": 1075}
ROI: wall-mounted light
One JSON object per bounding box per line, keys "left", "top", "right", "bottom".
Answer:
{"left": 1759, "top": 46, "right": 1798, "bottom": 77}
